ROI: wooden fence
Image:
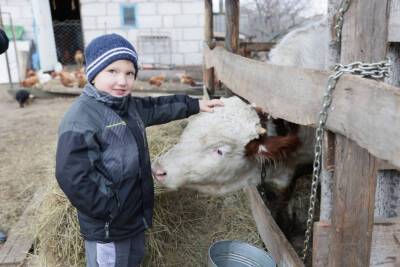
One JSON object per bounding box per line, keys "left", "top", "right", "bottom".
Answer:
{"left": 203, "top": 0, "right": 400, "bottom": 266}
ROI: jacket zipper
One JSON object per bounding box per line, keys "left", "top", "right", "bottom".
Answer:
{"left": 104, "top": 189, "right": 121, "bottom": 240}
{"left": 105, "top": 221, "right": 110, "bottom": 239}
{"left": 143, "top": 217, "right": 149, "bottom": 229}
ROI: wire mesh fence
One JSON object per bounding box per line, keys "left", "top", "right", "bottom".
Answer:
{"left": 137, "top": 30, "right": 172, "bottom": 68}
{"left": 52, "top": 20, "right": 84, "bottom": 65}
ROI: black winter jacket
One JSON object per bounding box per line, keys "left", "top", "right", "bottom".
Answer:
{"left": 55, "top": 84, "right": 199, "bottom": 242}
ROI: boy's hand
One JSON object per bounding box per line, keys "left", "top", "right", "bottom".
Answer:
{"left": 199, "top": 99, "right": 224, "bottom": 112}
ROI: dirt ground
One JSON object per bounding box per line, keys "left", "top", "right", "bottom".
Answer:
{"left": 0, "top": 86, "right": 75, "bottom": 234}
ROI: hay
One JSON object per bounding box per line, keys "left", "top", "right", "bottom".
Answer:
{"left": 32, "top": 120, "right": 263, "bottom": 266}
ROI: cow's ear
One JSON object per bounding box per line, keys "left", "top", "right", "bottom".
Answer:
{"left": 251, "top": 104, "right": 269, "bottom": 125}
{"left": 262, "top": 134, "right": 301, "bottom": 160}
{"left": 245, "top": 134, "right": 300, "bottom": 161}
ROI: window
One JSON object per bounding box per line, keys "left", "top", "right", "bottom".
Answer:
{"left": 121, "top": 4, "right": 137, "bottom": 27}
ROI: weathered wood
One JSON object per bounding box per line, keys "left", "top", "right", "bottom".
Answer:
{"left": 204, "top": 46, "right": 400, "bottom": 169}
{"left": 215, "top": 41, "right": 275, "bottom": 57}
{"left": 389, "top": 0, "right": 400, "bottom": 42}
{"left": 224, "top": 0, "right": 239, "bottom": 97}
{"left": 203, "top": 0, "right": 215, "bottom": 95}
{"left": 328, "top": 2, "right": 389, "bottom": 266}
{"left": 240, "top": 42, "right": 275, "bottom": 52}
{"left": 245, "top": 187, "right": 304, "bottom": 267}
{"left": 328, "top": 135, "right": 378, "bottom": 267}
{"left": 375, "top": 170, "right": 400, "bottom": 218}
{"left": 313, "top": 218, "right": 400, "bottom": 267}
{"left": 224, "top": 0, "right": 239, "bottom": 53}
{"left": 0, "top": 188, "right": 46, "bottom": 266}
{"left": 319, "top": 0, "right": 341, "bottom": 223}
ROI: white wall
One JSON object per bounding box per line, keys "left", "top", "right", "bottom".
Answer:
{"left": 0, "top": 0, "right": 35, "bottom": 40}
{"left": 80, "top": 0, "right": 205, "bottom": 66}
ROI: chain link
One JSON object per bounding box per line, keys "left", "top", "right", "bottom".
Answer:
{"left": 301, "top": 61, "right": 390, "bottom": 262}
{"left": 334, "top": 0, "right": 352, "bottom": 42}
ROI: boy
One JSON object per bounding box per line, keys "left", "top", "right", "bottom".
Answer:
{"left": 55, "top": 33, "right": 222, "bottom": 267}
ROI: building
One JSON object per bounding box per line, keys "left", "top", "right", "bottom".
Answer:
{"left": 0, "top": 0, "right": 204, "bottom": 82}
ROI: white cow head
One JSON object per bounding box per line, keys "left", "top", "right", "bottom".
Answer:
{"left": 152, "top": 96, "right": 301, "bottom": 195}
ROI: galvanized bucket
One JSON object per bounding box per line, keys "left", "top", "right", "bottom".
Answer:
{"left": 208, "top": 240, "right": 276, "bottom": 267}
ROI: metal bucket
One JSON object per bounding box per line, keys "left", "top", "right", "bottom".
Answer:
{"left": 208, "top": 240, "right": 276, "bottom": 267}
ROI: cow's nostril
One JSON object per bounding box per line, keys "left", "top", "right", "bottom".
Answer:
{"left": 152, "top": 163, "right": 167, "bottom": 182}
{"left": 157, "top": 171, "right": 167, "bottom": 176}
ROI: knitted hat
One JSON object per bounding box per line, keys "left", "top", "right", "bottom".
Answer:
{"left": 85, "top": 33, "right": 138, "bottom": 82}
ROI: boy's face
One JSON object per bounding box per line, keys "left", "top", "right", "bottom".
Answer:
{"left": 92, "top": 59, "right": 136, "bottom": 97}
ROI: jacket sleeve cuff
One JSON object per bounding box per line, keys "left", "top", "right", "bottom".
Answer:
{"left": 186, "top": 96, "right": 200, "bottom": 116}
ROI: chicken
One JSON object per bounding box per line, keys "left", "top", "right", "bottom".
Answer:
{"left": 74, "top": 68, "right": 87, "bottom": 88}
{"left": 21, "top": 75, "right": 39, "bottom": 88}
{"left": 180, "top": 74, "right": 196, "bottom": 86}
{"left": 59, "top": 71, "right": 76, "bottom": 87}
{"left": 15, "top": 89, "right": 35, "bottom": 108}
{"left": 74, "top": 50, "right": 84, "bottom": 67}
{"left": 149, "top": 74, "right": 166, "bottom": 87}
{"left": 26, "top": 69, "right": 36, "bottom": 78}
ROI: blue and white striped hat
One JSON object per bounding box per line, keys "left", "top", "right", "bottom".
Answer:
{"left": 85, "top": 33, "right": 138, "bottom": 82}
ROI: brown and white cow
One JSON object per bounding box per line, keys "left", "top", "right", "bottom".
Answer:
{"left": 152, "top": 19, "right": 328, "bottom": 195}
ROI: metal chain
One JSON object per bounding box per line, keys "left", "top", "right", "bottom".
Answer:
{"left": 301, "top": 61, "right": 390, "bottom": 262}
{"left": 334, "top": 0, "right": 352, "bottom": 42}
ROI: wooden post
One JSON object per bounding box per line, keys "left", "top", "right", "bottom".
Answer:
{"left": 319, "top": 0, "right": 342, "bottom": 222}
{"left": 224, "top": 0, "right": 239, "bottom": 97}
{"left": 376, "top": 0, "right": 400, "bottom": 218}
{"left": 203, "top": 0, "right": 215, "bottom": 96}
{"left": 328, "top": 1, "right": 389, "bottom": 266}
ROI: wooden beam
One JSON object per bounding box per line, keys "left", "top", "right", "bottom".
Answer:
{"left": 389, "top": 0, "right": 400, "bottom": 42}
{"left": 204, "top": 46, "right": 400, "bottom": 169}
{"left": 245, "top": 186, "right": 304, "bottom": 267}
{"left": 224, "top": 0, "right": 239, "bottom": 96}
{"left": 0, "top": 188, "right": 46, "bottom": 266}
{"left": 328, "top": 135, "right": 378, "bottom": 267}
{"left": 313, "top": 218, "right": 400, "bottom": 267}
{"left": 203, "top": 0, "right": 215, "bottom": 95}
{"left": 224, "top": 0, "right": 239, "bottom": 53}
{"left": 240, "top": 42, "right": 275, "bottom": 52}
{"left": 328, "top": 1, "right": 389, "bottom": 266}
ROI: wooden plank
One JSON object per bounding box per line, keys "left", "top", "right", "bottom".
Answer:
{"left": 241, "top": 42, "right": 276, "bottom": 52}
{"left": 328, "top": 1, "right": 389, "bottom": 266}
{"left": 0, "top": 188, "right": 46, "bottom": 266}
{"left": 224, "top": 0, "right": 239, "bottom": 53}
{"left": 245, "top": 186, "right": 304, "bottom": 267}
{"left": 389, "top": 0, "right": 400, "bottom": 42}
{"left": 224, "top": 0, "right": 239, "bottom": 97}
{"left": 203, "top": 46, "right": 400, "bottom": 169}
{"left": 203, "top": 0, "right": 215, "bottom": 95}
{"left": 313, "top": 219, "right": 400, "bottom": 267}
{"left": 328, "top": 135, "right": 378, "bottom": 267}
{"left": 318, "top": 0, "right": 342, "bottom": 224}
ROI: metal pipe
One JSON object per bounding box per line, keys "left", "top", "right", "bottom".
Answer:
{"left": 3, "top": 12, "right": 21, "bottom": 83}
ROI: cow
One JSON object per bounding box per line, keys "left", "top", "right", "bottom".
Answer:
{"left": 152, "top": 19, "right": 328, "bottom": 196}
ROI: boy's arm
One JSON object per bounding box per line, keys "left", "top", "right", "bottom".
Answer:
{"left": 55, "top": 123, "right": 120, "bottom": 221}
{"left": 131, "top": 94, "right": 200, "bottom": 127}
